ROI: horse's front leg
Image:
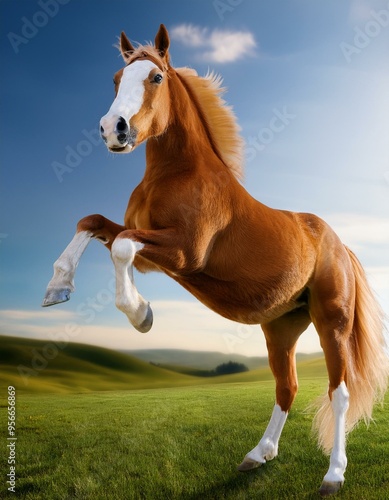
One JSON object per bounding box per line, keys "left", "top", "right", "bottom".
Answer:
{"left": 110, "top": 226, "right": 208, "bottom": 332}
{"left": 42, "top": 214, "right": 125, "bottom": 307}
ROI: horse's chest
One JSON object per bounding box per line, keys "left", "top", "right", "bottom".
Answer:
{"left": 128, "top": 209, "right": 152, "bottom": 230}
{"left": 124, "top": 190, "right": 153, "bottom": 230}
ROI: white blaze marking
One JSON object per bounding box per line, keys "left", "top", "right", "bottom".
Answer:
{"left": 100, "top": 60, "right": 158, "bottom": 134}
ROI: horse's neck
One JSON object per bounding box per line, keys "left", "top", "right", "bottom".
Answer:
{"left": 144, "top": 72, "right": 221, "bottom": 181}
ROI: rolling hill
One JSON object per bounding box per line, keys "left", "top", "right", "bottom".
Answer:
{"left": 0, "top": 335, "right": 196, "bottom": 393}
{"left": 0, "top": 335, "right": 326, "bottom": 394}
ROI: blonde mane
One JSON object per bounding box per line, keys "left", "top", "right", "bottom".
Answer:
{"left": 176, "top": 68, "right": 244, "bottom": 180}
{"left": 125, "top": 44, "right": 244, "bottom": 180}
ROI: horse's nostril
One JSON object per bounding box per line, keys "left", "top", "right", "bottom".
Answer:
{"left": 100, "top": 125, "right": 107, "bottom": 143}
{"left": 117, "top": 133, "right": 128, "bottom": 144}
{"left": 116, "top": 116, "right": 128, "bottom": 132}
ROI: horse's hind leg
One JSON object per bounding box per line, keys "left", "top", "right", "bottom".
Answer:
{"left": 42, "top": 214, "right": 125, "bottom": 306}
{"left": 309, "top": 279, "right": 354, "bottom": 496}
{"left": 238, "top": 308, "right": 311, "bottom": 471}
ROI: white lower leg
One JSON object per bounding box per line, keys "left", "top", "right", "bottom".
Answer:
{"left": 111, "top": 238, "right": 153, "bottom": 333}
{"left": 322, "top": 382, "right": 349, "bottom": 486}
{"left": 42, "top": 231, "right": 92, "bottom": 306}
{"left": 238, "top": 404, "right": 288, "bottom": 470}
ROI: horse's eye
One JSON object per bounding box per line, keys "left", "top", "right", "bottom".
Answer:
{"left": 153, "top": 74, "right": 163, "bottom": 84}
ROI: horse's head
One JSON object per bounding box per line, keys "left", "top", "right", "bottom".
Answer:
{"left": 100, "top": 24, "right": 171, "bottom": 153}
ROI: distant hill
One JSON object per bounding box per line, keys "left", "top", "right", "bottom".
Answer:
{"left": 127, "top": 348, "right": 322, "bottom": 371}
{"left": 0, "top": 335, "right": 326, "bottom": 394}
{"left": 0, "top": 335, "right": 196, "bottom": 394}
{"left": 127, "top": 349, "right": 268, "bottom": 370}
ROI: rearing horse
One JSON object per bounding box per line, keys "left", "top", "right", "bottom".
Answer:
{"left": 43, "top": 25, "right": 388, "bottom": 496}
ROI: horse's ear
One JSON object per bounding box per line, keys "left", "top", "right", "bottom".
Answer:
{"left": 154, "top": 24, "right": 170, "bottom": 58}
{"left": 120, "top": 31, "right": 135, "bottom": 61}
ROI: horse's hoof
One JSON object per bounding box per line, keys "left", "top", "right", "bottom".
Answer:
{"left": 41, "top": 288, "right": 71, "bottom": 307}
{"left": 135, "top": 303, "right": 153, "bottom": 333}
{"left": 319, "top": 480, "right": 344, "bottom": 497}
{"left": 237, "top": 458, "right": 262, "bottom": 472}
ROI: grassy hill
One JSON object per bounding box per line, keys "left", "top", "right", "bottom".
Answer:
{"left": 0, "top": 335, "right": 197, "bottom": 393}
{"left": 0, "top": 335, "right": 326, "bottom": 394}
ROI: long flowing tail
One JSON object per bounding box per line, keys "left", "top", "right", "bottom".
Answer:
{"left": 313, "top": 247, "right": 389, "bottom": 454}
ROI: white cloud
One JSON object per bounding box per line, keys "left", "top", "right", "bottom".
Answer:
{"left": 323, "top": 213, "right": 389, "bottom": 250}
{"left": 0, "top": 301, "right": 265, "bottom": 356}
{"left": 170, "top": 24, "right": 207, "bottom": 48}
{"left": 170, "top": 24, "right": 257, "bottom": 63}
{"left": 0, "top": 309, "right": 75, "bottom": 321}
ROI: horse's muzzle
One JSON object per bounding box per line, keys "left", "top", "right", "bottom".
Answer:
{"left": 100, "top": 115, "right": 137, "bottom": 152}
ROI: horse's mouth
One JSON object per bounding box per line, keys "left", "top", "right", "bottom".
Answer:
{"left": 108, "top": 144, "right": 132, "bottom": 153}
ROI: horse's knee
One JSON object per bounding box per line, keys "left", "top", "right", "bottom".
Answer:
{"left": 77, "top": 214, "right": 106, "bottom": 233}
{"left": 276, "top": 383, "right": 298, "bottom": 411}
{"left": 111, "top": 236, "right": 144, "bottom": 263}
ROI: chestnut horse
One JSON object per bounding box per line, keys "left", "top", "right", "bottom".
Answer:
{"left": 43, "top": 25, "right": 388, "bottom": 496}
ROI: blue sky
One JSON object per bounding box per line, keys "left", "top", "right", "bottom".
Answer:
{"left": 1, "top": 0, "right": 388, "bottom": 357}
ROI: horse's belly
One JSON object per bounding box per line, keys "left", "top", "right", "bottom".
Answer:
{"left": 171, "top": 273, "right": 307, "bottom": 325}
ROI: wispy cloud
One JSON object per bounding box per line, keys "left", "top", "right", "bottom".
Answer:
{"left": 170, "top": 24, "right": 257, "bottom": 63}
{"left": 323, "top": 213, "right": 389, "bottom": 249}
{"left": 0, "top": 301, "right": 268, "bottom": 356}
{"left": 0, "top": 309, "right": 75, "bottom": 321}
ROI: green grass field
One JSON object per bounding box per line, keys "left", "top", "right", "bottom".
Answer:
{"left": 1, "top": 336, "right": 388, "bottom": 499}
{"left": 1, "top": 382, "right": 389, "bottom": 499}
